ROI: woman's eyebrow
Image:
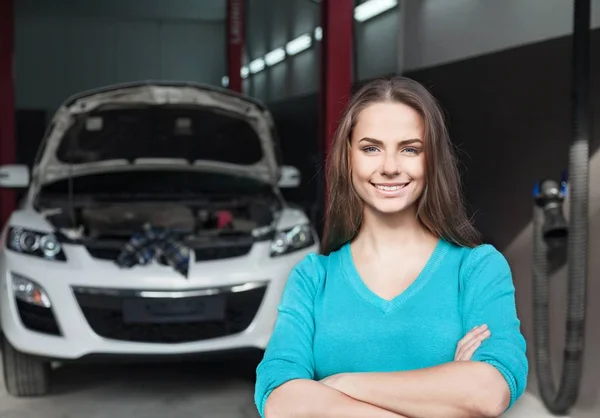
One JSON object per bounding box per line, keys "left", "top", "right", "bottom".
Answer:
{"left": 358, "top": 137, "right": 423, "bottom": 146}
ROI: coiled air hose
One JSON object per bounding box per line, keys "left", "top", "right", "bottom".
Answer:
{"left": 532, "top": 0, "right": 591, "bottom": 415}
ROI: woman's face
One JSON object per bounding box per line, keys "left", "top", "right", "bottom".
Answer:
{"left": 349, "top": 101, "right": 426, "bottom": 216}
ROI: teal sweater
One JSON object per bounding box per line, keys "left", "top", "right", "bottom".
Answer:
{"left": 254, "top": 239, "right": 528, "bottom": 417}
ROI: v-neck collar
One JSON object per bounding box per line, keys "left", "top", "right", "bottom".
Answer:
{"left": 339, "top": 238, "right": 450, "bottom": 314}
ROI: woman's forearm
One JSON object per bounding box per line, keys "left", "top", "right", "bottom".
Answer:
{"left": 264, "top": 379, "right": 408, "bottom": 418}
{"left": 324, "top": 362, "right": 510, "bottom": 418}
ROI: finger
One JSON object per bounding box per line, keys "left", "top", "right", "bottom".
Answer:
{"left": 456, "top": 340, "right": 482, "bottom": 361}
{"left": 457, "top": 324, "right": 488, "bottom": 350}
{"left": 458, "top": 327, "right": 491, "bottom": 354}
{"left": 456, "top": 326, "right": 478, "bottom": 350}
{"left": 457, "top": 336, "right": 482, "bottom": 361}
{"left": 456, "top": 326, "right": 490, "bottom": 357}
{"left": 456, "top": 329, "right": 491, "bottom": 360}
{"left": 461, "top": 324, "right": 487, "bottom": 342}
{"left": 460, "top": 329, "right": 491, "bottom": 359}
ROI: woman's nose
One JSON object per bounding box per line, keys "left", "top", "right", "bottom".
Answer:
{"left": 381, "top": 154, "right": 400, "bottom": 176}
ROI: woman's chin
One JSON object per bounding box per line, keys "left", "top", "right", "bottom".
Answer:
{"left": 367, "top": 200, "right": 416, "bottom": 216}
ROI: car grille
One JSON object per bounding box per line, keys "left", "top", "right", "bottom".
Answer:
{"left": 15, "top": 299, "right": 61, "bottom": 336}
{"left": 85, "top": 243, "right": 253, "bottom": 262}
{"left": 73, "top": 285, "right": 266, "bottom": 343}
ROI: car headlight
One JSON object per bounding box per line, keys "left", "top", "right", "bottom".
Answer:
{"left": 6, "top": 227, "right": 67, "bottom": 261}
{"left": 270, "top": 224, "right": 316, "bottom": 257}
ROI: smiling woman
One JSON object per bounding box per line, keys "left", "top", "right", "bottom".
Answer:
{"left": 322, "top": 76, "right": 481, "bottom": 255}
{"left": 254, "top": 77, "right": 528, "bottom": 418}
{"left": 350, "top": 102, "right": 426, "bottom": 216}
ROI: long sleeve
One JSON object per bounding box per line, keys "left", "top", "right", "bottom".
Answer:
{"left": 460, "top": 244, "right": 529, "bottom": 411}
{"left": 254, "top": 253, "right": 323, "bottom": 418}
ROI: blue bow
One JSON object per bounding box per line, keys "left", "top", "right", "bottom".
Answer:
{"left": 116, "top": 223, "right": 191, "bottom": 277}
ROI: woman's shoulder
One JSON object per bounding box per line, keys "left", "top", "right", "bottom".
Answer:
{"left": 442, "top": 239, "right": 507, "bottom": 265}
{"left": 464, "top": 242, "right": 509, "bottom": 268}
{"left": 291, "top": 251, "right": 329, "bottom": 277}
{"left": 447, "top": 241, "right": 512, "bottom": 286}
{"left": 278, "top": 250, "right": 337, "bottom": 305}
{"left": 287, "top": 244, "right": 346, "bottom": 288}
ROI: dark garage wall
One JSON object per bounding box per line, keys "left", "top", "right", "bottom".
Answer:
{"left": 406, "top": 29, "right": 600, "bottom": 250}
{"left": 269, "top": 29, "right": 600, "bottom": 249}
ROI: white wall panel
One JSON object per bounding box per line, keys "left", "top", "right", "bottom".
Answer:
{"left": 114, "top": 21, "right": 162, "bottom": 83}
{"left": 16, "top": 0, "right": 226, "bottom": 21}
{"left": 356, "top": 11, "right": 399, "bottom": 80}
{"left": 67, "top": 19, "right": 116, "bottom": 95}
{"left": 15, "top": 12, "right": 225, "bottom": 113}
{"left": 15, "top": 16, "right": 71, "bottom": 110}
{"left": 160, "top": 22, "right": 225, "bottom": 85}
{"left": 403, "top": 0, "right": 600, "bottom": 71}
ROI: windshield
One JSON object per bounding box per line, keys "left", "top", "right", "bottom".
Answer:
{"left": 36, "top": 170, "right": 274, "bottom": 202}
{"left": 55, "top": 106, "right": 265, "bottom": 165}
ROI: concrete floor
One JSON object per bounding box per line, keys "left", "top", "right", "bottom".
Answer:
{"left": 0, "top": 354, "right": 557, "bottom": 418}
{"left": 505, "top": 393, "right": 567, "bottom": 418}
{"left": 0, "top": 356, "right": 261, "bottom": 418}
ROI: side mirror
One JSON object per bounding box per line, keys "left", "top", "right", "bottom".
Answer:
{"left": 0, "top": 165, "right": 30, "bottom": 188}
{"left": 278, "top": 165, "right": 301, "bottom": 188}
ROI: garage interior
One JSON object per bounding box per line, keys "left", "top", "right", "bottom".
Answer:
{"left": 0, "top": 0, "right": 600, "bottom": 417}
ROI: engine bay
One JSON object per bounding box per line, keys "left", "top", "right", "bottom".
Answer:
{"left": 42, "top": 196, "right": 279, "bottom": 242}
{"left": 33, "top": 170, "right": 284, "bottom": 273}
{"left": 36, "top": 195, "right": 280, "bottom": 276}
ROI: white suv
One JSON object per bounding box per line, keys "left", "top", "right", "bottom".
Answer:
{"left": 0, "top": 82, "right": 318, "bottom": 397}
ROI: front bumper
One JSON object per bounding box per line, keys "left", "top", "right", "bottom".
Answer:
{"left": 0, "top": 241, "right": 317, "bottom": 360}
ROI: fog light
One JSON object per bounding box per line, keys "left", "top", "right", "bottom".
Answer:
{"left": 11, "top": 273, "right": 51, "bottom": 308}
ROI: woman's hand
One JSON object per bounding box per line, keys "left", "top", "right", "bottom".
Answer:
{"left": 454, "top": 324, "right": 491, "bottom": 361}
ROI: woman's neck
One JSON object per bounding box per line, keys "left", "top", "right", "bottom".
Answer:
{"left": 353, "top": 205, "right": 433, "bottom": 256}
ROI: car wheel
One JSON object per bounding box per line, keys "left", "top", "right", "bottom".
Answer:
{"left": 2, "top": 335, "right": 51, "bottom": 396}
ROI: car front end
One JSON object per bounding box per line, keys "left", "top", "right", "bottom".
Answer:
{"left": 1, "top": 206, "right": 316, "bottom": 360}
{"left": 0, "top": 81, "right": 318, "bottom": 396}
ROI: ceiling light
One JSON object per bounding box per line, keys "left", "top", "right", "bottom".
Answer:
{"left": 314, "top": 27, "right": 322, "bottom": 41}
{"left": 249, "top": 58, "right": 265, "bottom": 74}
{"left": 221, "top": 76, "right": 229, "bottom": 87}
{"left": 354, "top": 0, "right": 398, "bottom": 22}
{"left": 265, "top": 48, "right": 286, "bottom": 66}
{"left": 286, "top": 34, "right": 312, "bottom": 56}
{"left": 241, "top": 66, "right": 249, "bottom": 79}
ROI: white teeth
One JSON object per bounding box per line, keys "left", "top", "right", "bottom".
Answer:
{"left": 375, "top": 183, "right": 407, "bottom": 191}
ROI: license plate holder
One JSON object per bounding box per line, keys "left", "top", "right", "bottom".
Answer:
{"left": 122, "top": 295, "right": 226, "bottom": 324}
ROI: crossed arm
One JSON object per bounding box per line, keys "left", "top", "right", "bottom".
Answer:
{"left": 265, "top": 379, "right": 407, "bottom": 418}
{"left": 255, "top": 248, "right": 528, "bottom": 418}
{"left": 264, "top": 327, "right": 506, "bottom": 418}
{"left": 315, "top": 358, "right": 510, "bottom": 418}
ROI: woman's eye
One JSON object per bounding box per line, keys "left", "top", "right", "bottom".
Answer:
{"left": 403, "top": 147, "right": 419, "bottom": 154}
{"left": 362, "top": 146, "right": 379, "bottom": 153}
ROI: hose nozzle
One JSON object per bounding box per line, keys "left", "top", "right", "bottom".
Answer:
{"left": 534, "top": 179, "right": 568, "bottom": 241}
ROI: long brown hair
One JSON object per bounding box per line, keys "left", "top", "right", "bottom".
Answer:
{"left": 321, "top": 76, "right": 481, "bottom": 255}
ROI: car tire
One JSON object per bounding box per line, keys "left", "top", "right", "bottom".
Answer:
{"left": 2, "top": 335, "right": 51, "bottom": 396}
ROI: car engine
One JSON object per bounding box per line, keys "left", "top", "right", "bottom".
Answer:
{"left": 44, "top": 198, "right": 276, "bottom": 238}
{"left": 41, "top": 197, "right": 279, "bottom": 274}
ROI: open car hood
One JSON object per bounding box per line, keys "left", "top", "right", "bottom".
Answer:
{"left": 34, "top": 82, "right": 282, "bottom": 186}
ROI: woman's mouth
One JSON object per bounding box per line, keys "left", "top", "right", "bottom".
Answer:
{"left": 371, "top": 182, "right": 411, "bottom": 195}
